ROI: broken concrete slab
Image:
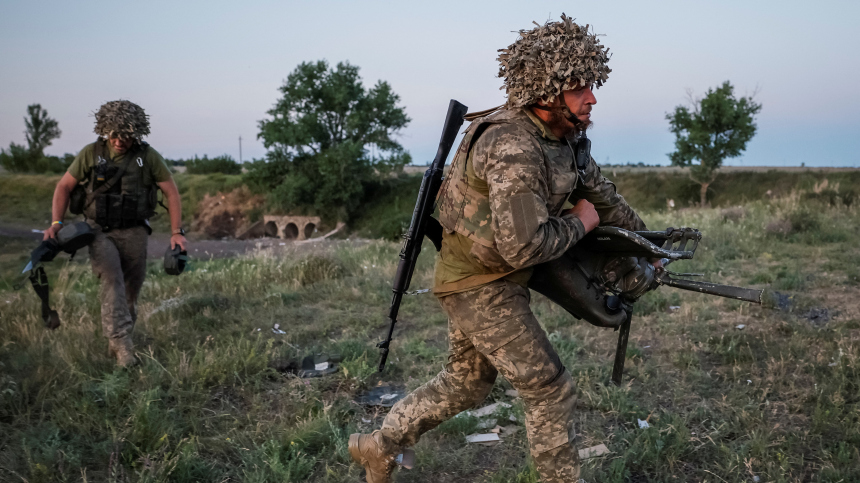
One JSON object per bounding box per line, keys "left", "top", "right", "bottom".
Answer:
{"left": 469, "top": 401, "right": 512, "bottom": 418}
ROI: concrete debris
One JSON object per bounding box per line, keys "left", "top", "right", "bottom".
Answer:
{"left": 465, "top": 433, "right": 500, "bottom": 444}
{"left": 477, "top": 419, "right": 498, "bottom": 430}
{"left": 578, "top": 444, "right": 610, "bottom": 460}
{"left": 469, "top": 401, "right": 512, "bottom": 418}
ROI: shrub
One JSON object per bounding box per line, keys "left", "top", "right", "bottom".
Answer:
{"left": 184, "top": 155, "right": 242, "bottom": 175}
{"left": 0, "top": 143, "right": 73, "bottom": 174}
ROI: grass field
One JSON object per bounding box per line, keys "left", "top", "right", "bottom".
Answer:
{"left": 1, "top": 191, "right": 858, "bottom": 482}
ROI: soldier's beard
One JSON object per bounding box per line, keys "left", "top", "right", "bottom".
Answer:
{"left": 547, "top": 108, "right": 592, "bottom": 138}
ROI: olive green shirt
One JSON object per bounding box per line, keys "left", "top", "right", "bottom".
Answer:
{"left": 67, "top": 141, "right": 173, "bottom": 186}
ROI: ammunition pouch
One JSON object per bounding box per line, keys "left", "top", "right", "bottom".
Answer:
{"left": 69, "top": 184, "right": 87, "bottom": 215}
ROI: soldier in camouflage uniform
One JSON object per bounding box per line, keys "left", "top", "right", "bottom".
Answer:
{"left": 44, "top": 101, "right": 187, "bottom": 367}
{"left": 349, "top": 15, "right": 651, "bottom": 482}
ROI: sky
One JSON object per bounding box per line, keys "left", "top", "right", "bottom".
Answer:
{"left": 1, "top": 0, "right": 858, "bottom": 167}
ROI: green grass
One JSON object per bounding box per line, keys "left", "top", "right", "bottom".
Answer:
{"left": 2, "top": 179, "right": 860, "bottom": 481}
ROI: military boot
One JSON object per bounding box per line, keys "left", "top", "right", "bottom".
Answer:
{"left": 108, "top": 337, "right": 138, "bottom": 368}
{"left": 348, "top": 431, "right": 413, "bottom": 483}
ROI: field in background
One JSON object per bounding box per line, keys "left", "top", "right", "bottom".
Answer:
{"left": 1, "top": 189, "right": 858, "bottom": 482}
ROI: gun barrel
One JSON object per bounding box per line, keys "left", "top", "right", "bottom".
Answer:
{"left": 658, "top": 274, "right": 763, "bottom": 304}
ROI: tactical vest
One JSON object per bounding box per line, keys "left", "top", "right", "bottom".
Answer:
{"left": 84, "top": 139, "right": 157, "bottom": 229}
{"left": 435, "top": 109, "right": 579, "bottom": 248}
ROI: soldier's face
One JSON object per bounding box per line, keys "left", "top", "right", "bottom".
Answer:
{"left": 109, "top": 135, "right": 134, "bottom": 154}
{"left": 561, "top": 85, "right": 597, "bottom": 125}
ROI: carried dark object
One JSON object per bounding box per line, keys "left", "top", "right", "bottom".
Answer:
{"left": 530, "top": 226, "right": 763, "bottom": 385}
{"left": 21, "top": 222, "right": 95, "bottom": 329}
{"left": 163, "top": 245, "right": 189, "bottom": 275}
{"left": 377, "top": 99, "right": 469, "bottom": 372}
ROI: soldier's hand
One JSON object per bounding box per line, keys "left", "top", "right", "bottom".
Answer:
{"left": 566, "top": 199, "right": 599, "bottom": 233}
{"left": 170, "top": 234, "right": 187, "bottom": 251}
{"left": 43, "top": 223, "right": 62, "bottom": 241}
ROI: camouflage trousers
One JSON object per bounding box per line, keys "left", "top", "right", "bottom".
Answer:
{"left": 88, "top": 224, "right": 148, "bottom": 342}
{"left": 381, "top": 279, "right": 579, "bottom": 482}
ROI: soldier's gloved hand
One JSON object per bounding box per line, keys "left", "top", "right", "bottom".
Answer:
{"left": 564, "top": 199, "right": 599, "bottom": 233}
{"left": 43, "top": 223, "right": 62, "bottom": 241}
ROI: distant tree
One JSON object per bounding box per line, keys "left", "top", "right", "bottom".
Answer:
{"left": 24, "top": 104, "right": 61, "bottom": 157}
{"left": 185, "top": 154, "right": 242, "bottom": 175}
{"left": 667, "top": 81, "right": 761, "bottom": 207}
{"left": 252, "top": 60, "right": 411, "bottom": 218}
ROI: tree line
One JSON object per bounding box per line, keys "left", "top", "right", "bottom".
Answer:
{"left": 2, "top": 65, "right": 759, "bottom": 214}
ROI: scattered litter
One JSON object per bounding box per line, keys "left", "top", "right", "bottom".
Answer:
{"left": 469, "top": 401, "right": 512, "bottom": 418}
{"left": 357, "top": 385, "right": 406, "bottom": 407}
{"left": 803, "top": 307, "right": 832, "bottom": 326}
{"left": 31, "top": 229, "right": 42, "bottom": 233}
{"left": 257, "top": 328, "right": 261, "bottom": 331}
{"left": 465, "top": 433, "right": 500, "bottom": 444}
{"left": 668, "top": 305, "right": 681, "bottom": 312}
{"left": 405, "top": 288, "right": 430, "bottom": 295}
{"left": 747, "top": 380, "right": 752, "bottom": 385}
{"left": 753, "top": 476, "right": 760, "bottom": 482}
{"left": 271, "top": 354, "right": 340, "bottom": 378}
{"left": 578, "top": 444, "right": 610, "bottom": 460}
{"left": 735, "top": 324, "right": 746, "bottom": 330}
{"left": 272, "top": 327, "right": 287, "bottom": 335}
{"left": 637, "top": 419, "right": 650, "bottom": 429}
{"left": 279, "top": 243, "right": 286, "bottom": 246}
{"left": 396, "top": 449, "right": 415, "bottom": 469}
{"left": 361, "top": 418, "right": 372, "bottom": 424}
{"left": 642, "top": 345, "right": 651, "bottom": 349}
{"left": 274, "top": 323, "right": 280, "bottom": 329}
{"left": 828, "top": 362, "right": 838, "bottom": 367}
{"left": 505, "top": 389, "right": 519, "bottom": 398}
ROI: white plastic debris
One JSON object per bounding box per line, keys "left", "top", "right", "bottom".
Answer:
{"left": 465, "top": 433, "right": 500, "bottom": 444}
{"left": 470, "top": 401, "right": 512, "bottom": 418}
{"left": 753, "top": 477, "right": 760, "bottom": 482}
{"left": 637, "top": 419, "right": 650, "bottom": 429}
{"left": 271, "top": 328, "right": 286, "bottom": 335}
{"left": 279, "top": 243, "right": 286, "bottom": 246}
{"left": 361, "top": 418, "right": 371, "bottom": 424}
{"left": 315, "top": 362, "right": 329, "bottom": 371}
{"left": 578, "top": 444, "right": 610, "bottom": 460}
{"left": 747, "top": 380, "right": 752, "bottom": 385}
{"left": 32, "top": 229, "right": 43, "bottom": 233}
{"left": 380, "top": 393, "right": 399, "bottom": 402}
{"left": 735, "top": 324, "right": 746, "bottom": 330}
{"left": 828, "top": 362, "right": 838, "bottom": 367}
{"left": 274, "top": 323, "right": 280, "bottom": 330}
{"left": 668, "top": 305, "right": 681, "bottom": 311}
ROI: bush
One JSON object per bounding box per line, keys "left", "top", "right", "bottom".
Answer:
{"left": 0, "top": 143, "right": 73, "bottom": 174}
{"left": 184, "top": 155, "right": 242, "bottom": 175}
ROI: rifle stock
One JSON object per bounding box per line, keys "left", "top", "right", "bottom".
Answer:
{"left": 377, "top": 100, "right": 468, "bottom": 372}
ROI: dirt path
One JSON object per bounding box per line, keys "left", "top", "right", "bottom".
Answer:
{"left": 0, "top": 222, "right": 350, "bottom": 260}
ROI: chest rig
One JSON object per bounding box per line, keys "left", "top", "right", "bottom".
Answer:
{"left": 83, "top": 139, "right": 156, "bottom": 230}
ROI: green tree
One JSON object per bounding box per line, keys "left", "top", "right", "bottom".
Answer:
{"left": 253, "top": 60, "right": 411, "bottom": 218}
{"left": 666, "top": 81, "right": 762, "bottom": 207}
{"left": 24, "top": 104, "right": 61, "bottom": 157}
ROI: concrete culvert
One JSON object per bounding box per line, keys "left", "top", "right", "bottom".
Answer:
{"left": 304, "top": 223, "right": 316, "bottom": 239}
{"left": 264, "top": 221, "right": 279, "bottom": 237}
{"left": 284, "top": 223, "right": 299, "bottom": 240}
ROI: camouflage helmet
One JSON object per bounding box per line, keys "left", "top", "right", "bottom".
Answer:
{"left": 93, "top": 100, "right": 150, "bottom": 141}
{"left": 498, "top": 14, "right": 611, "bottom": 108}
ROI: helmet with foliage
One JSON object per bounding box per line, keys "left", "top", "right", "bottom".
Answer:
{"left": 93, "top": 100, "right": 150, "bottom": 141}
{"left": 497, "top": 14, "right": 612, "bottom": 108}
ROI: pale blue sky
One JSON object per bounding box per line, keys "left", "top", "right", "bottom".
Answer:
{"left": 1, "top": 0, "right": 858, "bottom": 167}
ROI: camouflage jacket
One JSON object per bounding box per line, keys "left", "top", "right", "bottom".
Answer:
{"left": 435, "top": 108, "right": 645, "bottom": 275}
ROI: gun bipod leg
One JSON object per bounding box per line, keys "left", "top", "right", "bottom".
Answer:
{"left": 611, "top": 310, "right": 633, "bottom": 386}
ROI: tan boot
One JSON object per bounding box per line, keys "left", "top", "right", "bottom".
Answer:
{"left": 108, "top": 337, "right": 138, "bottom": 368}
{"left": 348, "top": 431, "right": 401, "bottom": 483}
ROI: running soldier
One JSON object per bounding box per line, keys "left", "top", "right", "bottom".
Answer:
{"left": 43, "top": 100, "right": 187, "bottom": 367}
